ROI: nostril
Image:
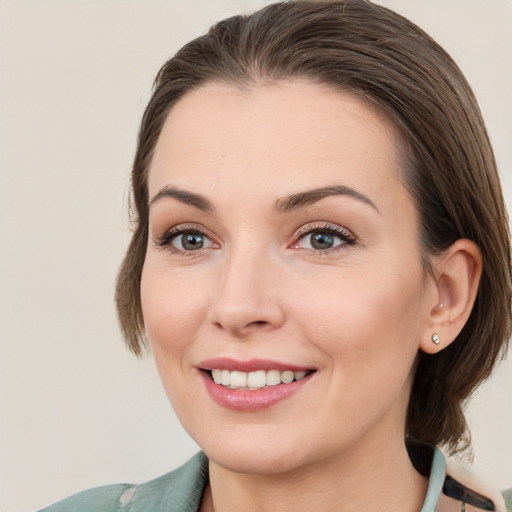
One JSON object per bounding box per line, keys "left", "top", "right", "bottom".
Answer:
{"left": 209, "top": 298, "right": 285, "bottom": 334}
{"left": 246, "top": 320, "right": 270, "bottom": 329}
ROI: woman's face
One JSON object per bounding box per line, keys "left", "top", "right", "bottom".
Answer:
{"left": 141, "top": 81, "right": 437, "bottom": 474}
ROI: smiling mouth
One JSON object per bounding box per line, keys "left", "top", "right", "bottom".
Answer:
{"left": 207, "top": 369, "right": 314, "bottom": 390}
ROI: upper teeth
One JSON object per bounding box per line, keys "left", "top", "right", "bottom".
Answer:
{"left": 211, "top": 369, "right": 307, "bottom": 389}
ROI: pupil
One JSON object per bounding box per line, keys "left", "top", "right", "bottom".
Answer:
{"left": 182, "top": 233, "right": 204, "bottom": 250}
{"left": 311, "top": 232, "right": 333, "bottom": 249}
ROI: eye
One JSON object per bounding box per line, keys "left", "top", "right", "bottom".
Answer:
{"left": 291, "top": 224, "right": 355, "bottom": 252}
{"left": 154, "top": 225, "right": 216, "bottom": 253}
{"left": 171, "top": 231, "right": 213, "bottom": 251}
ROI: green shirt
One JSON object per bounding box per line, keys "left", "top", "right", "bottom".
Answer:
{"left": 37, "top": 446, "right": 511, "bottom": 512}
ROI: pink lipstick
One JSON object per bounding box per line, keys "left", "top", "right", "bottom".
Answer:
{"left": 198, "top": 358, "right": 315, "bottom": 412}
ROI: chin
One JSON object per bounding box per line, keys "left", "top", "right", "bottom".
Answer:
{"left": 188, "top": 422, "right": 312, "bottom": 475}
{"left": 206, "top": 442, "right": 305, "bottom": 475}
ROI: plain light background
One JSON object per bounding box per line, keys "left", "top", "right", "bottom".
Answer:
{"left": 1, "top": 1, "right": 511, "bottom": 511}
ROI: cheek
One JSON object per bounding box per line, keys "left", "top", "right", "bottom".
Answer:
{"left": 140, "top": 260, "right": 209, "bottom": 360}
{"left": 140, "top": 262, "right": 212, "bottom": 416}
{"left": 293, "top": 262, "right": 425, "bottom": 372}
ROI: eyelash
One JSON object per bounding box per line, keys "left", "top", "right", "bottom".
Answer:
{"left": 154, "top": 222, "right": 356, "bottom": 255}
{"left": 291, "top": 223, "right": 356, "bottom": 254}
{"left": 154, "top": 223, "right": 215, "bottom": 256}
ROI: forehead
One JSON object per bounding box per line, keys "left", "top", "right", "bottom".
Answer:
{"left": 148, "top": 81, "right": 409, "bottom": 215}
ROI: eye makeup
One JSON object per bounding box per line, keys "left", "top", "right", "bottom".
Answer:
{"left": 153, "top": 219, "right": 357, "bottom": 259}
{"left": 153, "top": 223, "right": 219, "bottom": 256}
{"left": 290, "top": 222, "right": 357, "bottom": 255}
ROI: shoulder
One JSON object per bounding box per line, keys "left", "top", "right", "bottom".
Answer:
{"left": 503, "top": 488, "right": 512, "bottom": 512}
{"left": 445, "top": 457, "right": 511, "bottom": 512}
{"left": 36, "top": 483, "right": 134, "bottom": 512}
{"left": 36, "top": 452, "right": 209, "bottom": 512}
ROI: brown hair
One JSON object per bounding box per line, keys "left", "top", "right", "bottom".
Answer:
{"left": 115, "top": 0, "right": 511, "bottom": 453}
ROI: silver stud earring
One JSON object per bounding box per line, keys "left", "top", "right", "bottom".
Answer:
{"left": 432, "top": 333, "right": 440, "bottom": 346}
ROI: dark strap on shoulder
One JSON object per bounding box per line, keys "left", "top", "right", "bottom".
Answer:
{"left": 443, "top": 475, "right": 495, "bottom": 511}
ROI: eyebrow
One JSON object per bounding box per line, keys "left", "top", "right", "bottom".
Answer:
{"left": 275, "top": 185, "right": 379, "bottom": 214}
{"left": 148, "top": 184, "right": 378, "bottom": 215}
{"left": 149, "top": 185, "right": 214, "bottom": 212}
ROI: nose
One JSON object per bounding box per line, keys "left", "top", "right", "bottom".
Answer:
{"left": 208, "top": 247, "right": 285, "bottom": 337}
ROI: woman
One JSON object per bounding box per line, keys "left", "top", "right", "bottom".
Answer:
{"left": 38, "top": 0, "right": 511, "bottom": 510}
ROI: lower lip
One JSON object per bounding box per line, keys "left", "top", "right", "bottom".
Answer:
{"left": 200, "top": 371, "right": 313, "bottom": 412}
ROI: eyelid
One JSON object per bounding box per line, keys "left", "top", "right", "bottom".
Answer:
{"left": 153, "top": 223, "right": 219, "bottom": 252}
{"left": 290, "top": 222, "right": 356, "bottom": 251}
{"left": 152, "top": 221, "right": 355, "bottom": 255}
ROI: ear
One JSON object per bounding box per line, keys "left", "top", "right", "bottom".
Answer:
{"left": 420, "top": 239, "right": 482, "bottom": 354}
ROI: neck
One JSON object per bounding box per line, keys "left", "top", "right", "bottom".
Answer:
{"left": 204, "top": 435, "right": 428, "bottom": 512}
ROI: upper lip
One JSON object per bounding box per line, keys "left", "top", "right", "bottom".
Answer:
{"left": 198, "top": 357, "right": 312, "bottom": 372}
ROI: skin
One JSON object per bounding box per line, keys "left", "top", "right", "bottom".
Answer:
{"left": 141, "top": 81, "right": 481, "bottom": 511}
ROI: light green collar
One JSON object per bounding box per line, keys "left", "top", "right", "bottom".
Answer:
{"left": 420, "top": 446, "right": 447, "bottom": 512}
